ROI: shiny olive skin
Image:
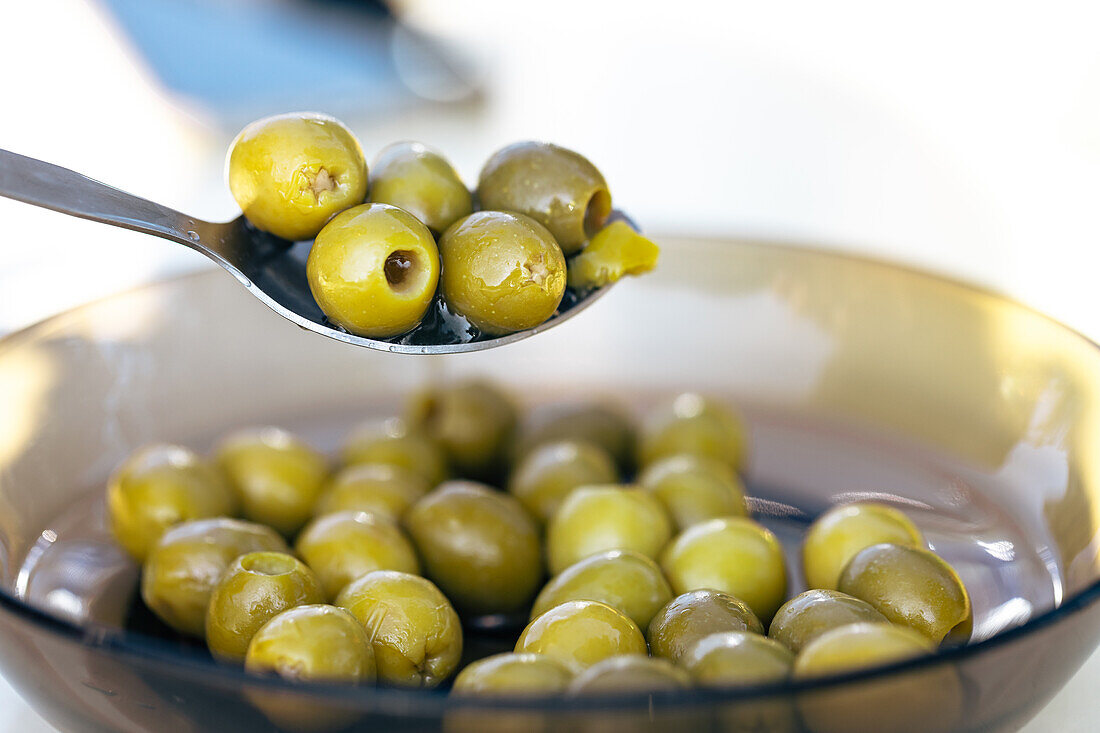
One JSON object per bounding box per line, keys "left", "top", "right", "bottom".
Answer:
{"left": 682, "top": 631, "right": 793, "bottom": 687}
{"left": 514, "top": 402, "right": 636, "bottom": 471}
{"left": 405, "top": 481, "right": 542, "bottom": 615}
{"left": 638, "top": 393, "right": 748, "bottom": 471}
{"left": 245, "top": 604, "right": 375, "bottom": 683}
{"left": 567, "top": 654, "right": 691, "bottom": 695}
{"left": 647, "top": 589, "right": 764, "bottom": 663}
{"left": 660, "top": 516, "right": 788, "bottom": 624}
{"left": 769, "top": 589, "right": 888, "bottom": 653}
{"left": 107, "top": 444, "right": 237, "bottom": 562}
{"left": 295, "top": 510, "right": 420, "bottom": 600}
{"left": 515, "top": 600, "right": 647, "bottom": 673}
{"left": 567, "top": 220, "right": 660, "bottom": 290}
{"left": 369, "top": 142, "right": 472, "bottom": 234}
{"left": 141, "top": 518, "right": 288, "bottom": 637}
{"left": 336, "top": 570, "right": 462, "bottom": 688}
{"left": 216, "top": 427, "right": 328, "bottom": 537}
{"left": 546, "top": 485, "right": 673, "bottom": 575}
{"left": 638, "top": 454, "right": 748, "bottom": 531}
{"left": 227, "top": 113, "right": 367, "bottom": 241}
{"left": 451, "top": 653, "right": 574, "bottom": 695}
{"left": 838, "top": 543, "right": 972, "bottom": 644}
{"left": 508, "top": 440, "right": 619, "bottom": 523}
{"left": 793, "top": 621, "right": 934, "bottom": 678}
{"left": 306, "top": 203, "right": 441, "bottom": 338}
{"left": 438, "top": 211, "right": 567, "bottom": 335}
{"left": 530, "top": 549, "right": 672, "bottom": 631}
{"left": 313, "top": 462, "right": 430, "bottom": 522}
{"left": 206, "top": 552, "right": 325, "bottom": 662}
{"left": 407, "top": 380, "right": 518, "bottom": 480}
{"left": 477, "top": 141, "right": 611, "bottom": 255}
{"left": 802, "top": 502, "right": 924, "bottom": 591}
{"left": 341, "top": 417, "right": 448, "bottom": 487}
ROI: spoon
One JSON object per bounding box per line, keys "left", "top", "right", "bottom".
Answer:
{"left": 0, "top": 148, "right": 615, "bottom": 354}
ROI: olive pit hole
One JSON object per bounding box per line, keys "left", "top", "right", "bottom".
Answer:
{"left": 583, "top": 188, "right": 612, "bottom": 238}
{"left": 385, "top": 250, "right": 420, "bottom": 292}
{"left": 241, "top": 553, "right": 296, "bottom": 576}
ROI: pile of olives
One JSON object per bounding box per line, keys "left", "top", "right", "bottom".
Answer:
{"left": 106, "top": 380, "right": 971, "bottom": 728}
{"left": 225, "top": 113, "right": 660, "bottom": 340}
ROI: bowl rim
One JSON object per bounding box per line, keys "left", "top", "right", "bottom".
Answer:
{"left": 3, "top": 236, "right": 1100, "bottom": 712}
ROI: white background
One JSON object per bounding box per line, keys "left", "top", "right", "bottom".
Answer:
{"left": 2, "top": 1, "right": 1100, "bottom": 730}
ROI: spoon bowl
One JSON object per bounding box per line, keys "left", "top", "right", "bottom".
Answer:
{"left": 0, "top": 148, "right": 615, "bottom": 354}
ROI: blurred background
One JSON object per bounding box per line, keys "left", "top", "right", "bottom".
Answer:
{"left": 1, "top": 0, "right": 1099, "bottom": 730}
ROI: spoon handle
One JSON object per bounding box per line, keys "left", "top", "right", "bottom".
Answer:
{"left": 0, "top": 148, "right": 206, "bottom": 248}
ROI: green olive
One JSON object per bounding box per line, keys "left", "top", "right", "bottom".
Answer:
{"left": 793, "top": 623, "right": 961, "bottom": 733}
{"left": 406, "top": 380, "right": 518, "bottom": 481}
{"left": 647, "top": 589, "right": 764, "bottom": 663}
{"left": 769, "top": 589, "right": 888, "bottom": 653}
{"left": 682, "top": 631, "right": 793, "bottom": 687}
{"left": 530, "top": 549, "right": 672, "bottom": 631}
{"left": 405, "top": 481, "right": 542, "bottom": 615}
{"left": 369, "top": 142, "right": 472, "bottom": 234}
{"left": 477, "top": 141, "right": 611, "bottom": 255}
{"left": 244, "top": 604, "right": 374, "bottom": 732}
{"left": 659, "top": 516, "right": 788, "bottom": 624}
{"left": 336, "top": 570, "right": 462, "bottom": 688}
{"left": 638, "top": 454, "right": 748, "bottom": 531}
{"left": 638, "top": 393, "right": 748, "bottom": 471}
{"left": 838, "top": 543, "right": 972, "bottom": 645}
{"left": 206, "top": 552, "right": 325, "bottom": 662}
{"left": 313, "top": 462, "right": 430, "bottom": 522}
{"left": 451, "top": 653, "right": 574, "bottom": 695}
{"left": 508, "top": 440, "right": 619, "bottom": 523}
{"left": 438, "top": 211, "right": 567, "bottom": 335}
{"left": 141, "top": 518, "right": 288, "bottom": 637}
{"left": 514, "top": 402, "right": 636, "bottom": 472}
{"left": 567, "top": 221, "right": 660, "bottom": 290}
{"left": 515, "top": 600, "right": 647, "bottom": 673}
{"left": 295, "top": 510, "right": 420, "bottom": 600}
{"left": 567, "top": 654, "right": 691, "bottom": 695}
{"left": 340, "top": 417, "right": 448, "bottom": 487}
{"left": 546, "top": 485, "right": 672, "bottom": 575}
{"left": 107, "top": 444, "right": 237, "bottom": 562}
{"left": 306, "top": 203, "right": 441, "bottom": 338}
{"left": 216, "top": 427, "right": 328, "bottom": 537}
{"left": 227, "top": 112, "right": 367, "bottom": 241}
{"left": 802, "top": 502, "right": 924, "bottom": 591}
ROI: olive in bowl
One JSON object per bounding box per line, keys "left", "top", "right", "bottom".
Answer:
{"left": 801, "top": 502, "right": 924, "bottom": 592}
{"left": 508, "top": 439, "right": 619, "bottom": 524}
{"left": 312, "top": 462, "right": 430, "bottom": 523}
{"left": 638, "top": 453, "right": 748, "bottom": 531}
{"left": 769, "top": 589, "right": 888, "bottom": 653}
{"left": 340, "top": 417, "right": 448, "bottom": 488}
{"left": 647, "top": 589, "right": 764, "bottom": 664}
{"left": 406, "top": 380, "right": 517, "bottom": 480}
{"left": 515, "top": 600, "right": 647, "bottom": 673}
{"left": 638, "top": 393, "right": 748, "bottom": 471}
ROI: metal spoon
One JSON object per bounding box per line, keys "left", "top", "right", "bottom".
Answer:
{"left": 0, "top": 148, "right": 614, "bottom": 354}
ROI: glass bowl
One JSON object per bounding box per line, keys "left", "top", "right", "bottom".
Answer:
{"left": 1, "top": 236, "right": 1099, "bottom": 733}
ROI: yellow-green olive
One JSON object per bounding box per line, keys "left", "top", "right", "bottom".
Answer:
{"left": 802, "top": 502, "right": 924, "bottom": 591}
{"left": 206, "top": 552, "right": 325, "bottom": 662}
{"left": 227, "top": 112, "right": 367, "bottom": 241}
{"left": 514, "top": 402, "right": 636, "bottom": 472}
{"left": 647, "top": 589, "right": 764, "bottom": 663}
{"left": 369, "top": 142, "right": 472, "bottom": 234}
{"left": 682, "top": 631, "right": 793, "bottom": 686}
{"left": 451, "top": 653, "right": 574, "bottom": 696}
{"left": 141, "top": 518, "right": 288, "bottom": 637}
{"left": 793, "top": 621, "right": 934, "bottom": 678}
{"left": 659, "top": 516, "right": 788, "bottom": 624}
{"left": 340, "top": 417, "right": 448, "bottom": 487}
{"left": 295, "top": 510, "right": 420, "bottom": 601}
{"left": 838, "top": 543, "right": 971, "bottom": 645}
{"left": 769, "top": 589, "right": 888, "bottom": 653}
{"left": 546, "top": 485, "right": 672, "bottom": 575}
{"left": 638, "top": 454, "right": 748, "bottom": 531}
{"left": 508, "top": 440, "right": 619, "bottom": 523}
{"left": 530, "top": 549, "right": 672, "bottom": 631}
{"left": 313, "top": 462, "right": 430, "bottom": 522}
{"left": 566, "top": 655, "right": 691, "bottom": 695}
{"left": 516, "top": 600, "right": 647, "bottom": 673}
{"left": 107, "top": 444, "right": 237, "bottom": 562}
{"left": 336, "top": 570, "right": 462, "bottom": 688}
{"left": 638, "top": 393, "right": 748, "bottom": 471}
{"left": 216, "top": 427, "right": 328, "bottom": 537}
{"left": 405, "top": 481, "right": 542, "bottom": 615}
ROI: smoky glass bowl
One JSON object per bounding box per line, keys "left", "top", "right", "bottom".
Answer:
{"left": 2, "top": 236, "right": 1100, "bottom": 733}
